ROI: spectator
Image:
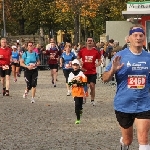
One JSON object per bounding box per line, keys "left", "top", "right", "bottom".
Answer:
{"left": 71, "top": 44, "right": 78, "bottom": 56}
{"left": 106, "top": 39, "right": 114, "bottom": 60}
{"left": 122, "top": 35, "right": 130, "bottom": 50}
{"left": 111, "top": 40, "right": 122, "bottom": 57}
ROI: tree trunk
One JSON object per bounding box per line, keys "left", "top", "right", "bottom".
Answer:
{"left": 74, "top": 12, "right": 79, "bottom": 45}
{"left": 19, "top": 16, "right": 25, "bottom": 35}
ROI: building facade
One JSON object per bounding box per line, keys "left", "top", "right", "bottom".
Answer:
{"left": 122, "top": 1, "right": 150, "bottom": 46}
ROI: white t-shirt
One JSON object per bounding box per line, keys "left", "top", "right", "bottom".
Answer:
{"left": 71, "top": 49, "right": 78, "bottom": 56}
{"left": 46, "top": 43, "right": 59, "bottom": 50}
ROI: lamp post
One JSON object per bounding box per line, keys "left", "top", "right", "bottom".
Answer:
{"left": 2, "top": 0, "right": 6, "bottom": 37}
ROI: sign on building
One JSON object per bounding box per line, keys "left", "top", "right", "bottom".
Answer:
{"left": 127, "top": 1, "right": 150, "bottom": 11}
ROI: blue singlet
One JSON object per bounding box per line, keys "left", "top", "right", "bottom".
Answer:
{"left": 61, "top": 52, "right": 76, "bottom": 70}
{"left": 12, "top": 51, "right": 19, "bottom": 60}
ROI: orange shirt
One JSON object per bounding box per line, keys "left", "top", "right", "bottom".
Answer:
{"left": 68, "top": 70, "right": 87, "bottom": 97}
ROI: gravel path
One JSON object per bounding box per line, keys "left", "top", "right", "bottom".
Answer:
{"left": 0, "top": 70, "right": 140, "bottom": 150}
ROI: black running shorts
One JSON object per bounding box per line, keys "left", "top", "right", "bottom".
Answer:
{"left": 115, "top": 110, "right": 150, "bottom": 129}
{"left": 85, "top": 74, "right": 97, "bottom": 84}
{"left": 0, "top": 66, "right": 11, "bottom": 77}
{"left": 11, "top": 62, "right": 20, "bottom": 67}
{"left": 49, "top": 64, "right": 58, "bottom": 71}
{"left": 63, "top": 69, "right": 72, "bottom": 83}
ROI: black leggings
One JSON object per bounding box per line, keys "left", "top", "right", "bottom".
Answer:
{"left": 74, "top": 97, "right": 83, "bottom": 120}
{"left": 24, "top": 69, "right": 38, "bottom": 90}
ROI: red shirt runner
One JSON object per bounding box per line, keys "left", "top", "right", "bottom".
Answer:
{"left": 0, "top": 47, "right": 12, "bottom": 66}
{"left": 78, "top": 48, "right": 101, "bottom": 74}
{"left": 45, "top": 48, "right": 61, "bottom": 64}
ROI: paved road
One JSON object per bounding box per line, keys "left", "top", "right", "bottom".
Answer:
{"left": 0, "top": 70, "right": 140, "bottom": 150}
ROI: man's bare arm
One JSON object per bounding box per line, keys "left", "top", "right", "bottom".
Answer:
{"left": 102, "top": 56, "right": 124, "bottom": 83}
{"left": 102, "top": 69, "right": 115, "bottom": 83}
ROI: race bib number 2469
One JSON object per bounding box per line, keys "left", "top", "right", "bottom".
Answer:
{"left": 128, "top": 75, "right": 146, "bottom": 89}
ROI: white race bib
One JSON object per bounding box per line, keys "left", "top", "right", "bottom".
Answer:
{"left": 12, "top": 59, "right": 18, "bottom": 63}
{"left": 29, "top": 63, "right": 37, "bottom": 69}
{"left": 2, "top": 65, "right": 9, "bottom": 70}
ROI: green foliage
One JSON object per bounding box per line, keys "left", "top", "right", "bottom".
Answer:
{"left": 0, "top": 0, "right": 147, "bottom": 40}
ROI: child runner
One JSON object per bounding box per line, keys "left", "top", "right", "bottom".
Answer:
{"left": 68, "top": 59, "right": 87, "bottom": 124}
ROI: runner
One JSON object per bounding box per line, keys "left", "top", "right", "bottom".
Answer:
{"left": 11, "top": 45, "right": 20, "bottom": 82}
{"left": 60, "top": 43, "right": 76, "bottom": 96}
{"left": 77, "top": 37, "right": 101, "bottom": 105}
{"left": 17, "top": 45, "right": 23, "bottom": 76}
{"left": 0, "top": 38, "right": 12, "bottom": 96}
{"left": 68, "top": 59, "right": 87, "bottom": 124}
{"left": 103, "top": 24, "right": 150, "bottom": 150}
{"left": 43, "top": 42, "right": 60, "bottom": 87}
{"left": 20, "top": 42, "right": 40, "bottom": 103}
{"left": 46, "top": 38, "right": 59, "bottom": 50}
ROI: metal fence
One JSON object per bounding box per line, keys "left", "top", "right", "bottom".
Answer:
{"left": 38, "top": 54, "right": 116, "bottom": 86}
{"left": 38, "top": 53, "right": 50, "bottom": 70}
{"left": 96, "top": 58, "right": 116, "bottom": 86}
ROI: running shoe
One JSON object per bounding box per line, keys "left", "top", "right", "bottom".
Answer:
{"left": 31, "top": 98, "right": 35, "bottom": 103}
{"left": 14, "top": 79, "right": 17, "bottom": 82}
{"left": 67, "top": 91, "right": 71, "bottom": 96}
{"left": 91, "top": 100, "right": 95, "bottom": 106}
{"left": 23, "top": 90, "right": 28, "bottom": 98}
{"left": 121, "top": 145, "right": 129, "bottom": 150}
{"left": 75, "top": 120, "right": 80, "bottom": 124}
{"left": 5, "top": 90, "right": 9, "bottom": 96}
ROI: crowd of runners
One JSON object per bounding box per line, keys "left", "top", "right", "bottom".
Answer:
{"left": 0, "top": 24, "right": 150, "bottom": 150}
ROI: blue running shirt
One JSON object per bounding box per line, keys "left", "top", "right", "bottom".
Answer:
{"left": 22, "top": 51, "right": 39, "bottom": 66}
{"left": 12, "top": 51, "right": 19, "bottom": 60}
{"left": 105, "top": 48, "right": 150, "bottom": 113}
{"left": 61, "top": 52, "right": 76, "bottom": 70}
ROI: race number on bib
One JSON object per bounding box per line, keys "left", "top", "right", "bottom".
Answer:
{"left": 128, "top": 75, "right": 146, "bottom": 89}
{"left": 29, "top": 63, "right": 37, "bottom": 69}
{"left": 65, "top": 61, "right": 72, "bottom": 69}
{"left": 12, "top": 59, "right": 18, "bottom": 63}
{"left": 2, "top": 65, "right": 9, "bottom": 70}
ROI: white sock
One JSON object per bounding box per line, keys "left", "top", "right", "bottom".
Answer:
{"left": 139, "top": 144, "right": 150, "bottom": 150}
{"left": 120, "top": 137, "right": 129, "bottom": 150}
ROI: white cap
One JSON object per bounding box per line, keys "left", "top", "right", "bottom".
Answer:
{"left": 12, "top": 45, "right": 17, "bottom": 49}
{"left": 72, "top": 59, "right": 80, "bottom": 65}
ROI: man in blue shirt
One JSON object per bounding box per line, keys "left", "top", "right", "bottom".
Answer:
{"left": 103, "top": 25, "right": 150, "bottom": 150}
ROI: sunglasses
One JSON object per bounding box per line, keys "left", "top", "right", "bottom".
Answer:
{"left": 28, "top": 45, "right": 33, "bottom": 47}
